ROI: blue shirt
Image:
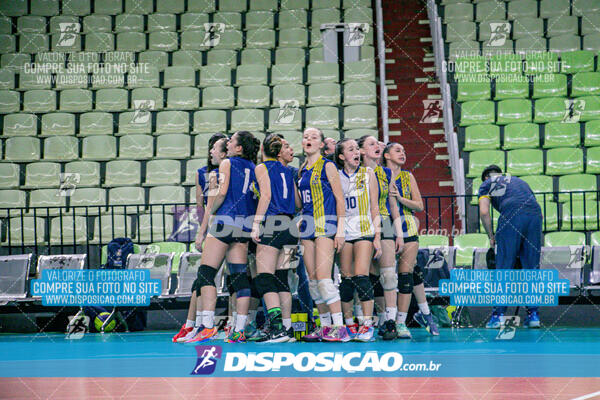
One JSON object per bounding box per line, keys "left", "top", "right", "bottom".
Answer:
{"left": 262, "top": 159, "right": 295, "bottom": 216}
{"left": 478, "top": 175, "right": 541, "bottom": 218}
{"left": 214, "top": 156, "right": 258, "bottom": 230}
{"left": 298, "top": 156, "right": 337, "bottom": 237}
{"left": 197, "top": 166, "right": 209, "bottom": 207}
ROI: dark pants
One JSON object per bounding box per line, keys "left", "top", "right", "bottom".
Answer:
{"left": 494, "top": 212, "right": 542, "bottom": 315}
{"left": 295, "top": 256, "right": 313, "bottom": 321}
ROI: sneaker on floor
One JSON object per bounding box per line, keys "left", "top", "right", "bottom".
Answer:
{"left": 322, "top": 326, "right": 351, "bottom": 342}
{"left": 524, "top": 311, "right": 540, "bottom": 329}
{"left": 286, "top": 327, "right": 297, "bottom": 343}
{"left": 266, "top": 326, "right": 290, "bottom": 343}
{"left": 381, "top": 320, "right": 398, "bottom": 341}
{"left": 346, "top": 323, "right": 359, "bottom": 340}
{"left": 396, "top": 323, "right": 412, "bottom": 339}
{"left": 226, "top": 330, "right": 247, "bottom": 343}
{"left": 355, "top": 325, "right": 375, "bottom": 342}
{"left": 244, "top": 321, "right": 259, "bottom": 338}
{"left": 486, "top": 313, "right": 503, "bottom": 329}
{"left": 178, "top": 326, "right": 201, "bottom": 343}
{"left": 186, "top": 326, "right": 216, "bottom": 343}
{"left": 302, "top": 326, "right": 324, "bottom": 342}
{"left": 173, "top": 325, "right": 194, "bottom": 343}
{"left": 413, "top": 311, "right": 440, "bottom": 336}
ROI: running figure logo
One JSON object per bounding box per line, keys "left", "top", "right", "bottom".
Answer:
{"left": 487, "top": 23, "right": 510, "bottom": 47}
{"left": 420, "top": 100, "right": 443, "bottom": 123}
{"left": 563, "top": 99, "right": 585, "bottom": 123}
{"left": 276, "top": 100, "right": 300, "bottom": 124}
{"left": 57, "top": 23, "right": 80, "bottom": 48}
{"left": 346, "top": 23, "right": 369, "bottom": 46}
{"left": 191, "top": 345, "right": 222, "bottom": 375}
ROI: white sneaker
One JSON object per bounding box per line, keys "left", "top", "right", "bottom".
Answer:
{"left": 178, "top": 326, "right": 200, "bottom": 343}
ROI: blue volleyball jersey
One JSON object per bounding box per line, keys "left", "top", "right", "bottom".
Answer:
{"left": 374, "top": 165, "right": 392, "bottom": 217}
{"left": 262, "top": 159, "right": 295, "bottom": 216}
{"left": 298, "top": 156, "right": 337, "bottom": 237}
{"left": 214, "top": 157, "right": 257, "bottom": 230}
{"left": 396, "top": 169, "right": 419, "bottom": 237}
{"left": 197, "top": 166, "right": 209, "bottom": 206}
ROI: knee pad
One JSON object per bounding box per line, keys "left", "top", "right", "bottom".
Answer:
{"left": 191, "top": 278, "right": 200, "bottom": 296}
{"left": 318, "top": 278, "right": 340, "bottom": 305}
{"left": 250, "top": 277, "right": 260, "bottom": 299}
{"left": 353, "top": 275, "right": 374, "bottom": 302}
{"left": 398, "top": 272, "right": 414, "bottom": 294}
{"left": 370, "top": 273, "right": 384, "bottom": 298}
{"left": 309, "top": 279, "right": 323, "bottom": 304}
{"left": 197, "top": 265, "right": 217, "bottom": 289}
{"left": 228, "top": 263, "right": 247, "bottom": 274}
{"left": 254, "top": 272, "right": 277, "bottom": 297}
{"left": 339, "top": 276, "right": 355, "bottom": 303}
{"left": 413, "top": 264, "right": 424, "bottom": 286}
{"left": 226, "top": 274, "right": 235, "bottom": 295}
{"left": 380, "top": 267, "right": 398, "bottom": 291}
{"left": 274, "top": 269, "right": 290, "bottom": 293}
{"left": 230, "top": 272, "right": 251, "bottom": 298}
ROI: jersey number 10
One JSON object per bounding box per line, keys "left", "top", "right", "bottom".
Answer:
{"left": 346, "top": 197, "right": 357, "bottom": 209}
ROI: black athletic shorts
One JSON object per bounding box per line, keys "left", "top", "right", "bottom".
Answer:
{"left": 258, "top": 214, "right": 298, "bottom": 249}
{"left": 208, "top": 222, "right": 250, "bottom": 244}
{"left": 404, "top": 235, "right": 419, "bottom": 243}
{"left": 346, "top": 236, "right": 375, "bottom": 244}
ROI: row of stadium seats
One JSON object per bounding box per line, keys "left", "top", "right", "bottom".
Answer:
{"left": 442, "top": 0, "right": 599, "bottom": 21}
{"left": 0, "top": 0, "right": 372, "bottom": 17}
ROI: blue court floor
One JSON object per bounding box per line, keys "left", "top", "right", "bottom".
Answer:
{"left": 1, "top": 328, "right": 599, "bottom": 378}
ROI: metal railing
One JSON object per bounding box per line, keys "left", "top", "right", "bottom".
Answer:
{"left": 375, "top": 0, "right": 390, "bottom": 143}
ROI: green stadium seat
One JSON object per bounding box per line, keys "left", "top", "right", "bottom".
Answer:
{"left": 343, "top": 60, "right": 375, "bottom": 82}
{"left": 149, "top": 241, "right": 188, "bottom": 273}
{"left": 573, "top": 0, "right": 600, "bottom": 15}
{"left": 167, "top": 87, "right": 200, "bottom": 110}
{"left": 311, "top": 8, "right": 341, "bottom": 29}
{"left": 83, "top": 14, "right": 111, "bottom": 33}
{"left": 307, "top": 63, "right": 339, "bottom": 84}
{"left": 48, "top": 15, "right": 78, "bottom": 32}
{"left": 119, "top": 134, "right": 154, "bottom": 160}
{"left": 546, "top": 16, "right": 578, "bottom": 37}
{"left": 464, "top": 124, "right": 500, "bottom": 151}
{"left": 136, "top": 213, "right": 174, "bottom": 242}
{"left": 65, "top": 161, "right": 100, "bottom": 187}
{"left": 279, "top": 28, "right": 308, "bottom": 48}
{"left": 199, "top": 65, "right": 231, "bottom": 87}
{"left": 343, "top": 129, "right": 374, "bottom": 140}
{"left": 131, "top": 87, "right": 163, "bottom": 111}
{"left": 343, "top": 81, "right": 376, "bottom": 105}
{"left": 138, "top": 51, "right": 169, "bottom": 71}
{"left": 180, "top": 13, "right": 209, "bottom": 31}
{"left": 235, "top": 64, "right": 268, "bottom": 86}
{"left": 237, "top": 85, "right": 270, "bottom": 108}
{"left": 128, "top": 65, "right": 159, "bottom": 88}
{"left": 17, "top": 16, "right": 46, "bottom": 33}
{"left": 444, "top": 3, "right": 474, "bottom": 23}
{"left": 43, "top": 136, "right": 78, "bottom": 161}
{"left": 20, "top": 33, "right": 50, "bottom": 53}
{"left": 156, "top": 134, "right": 191, "bottom": 159}
{"left": 219, "top": 0, "right": 247, "bottom": 12}
{"left": 272, "top": 63, "right": 303, "bottom": 85}
{"left": 534, "top": 97, "right": 568, "bottom": 123}
{"left": 27, "top": 189, "right": 65, "bottom": 217}
{"left": 549, "top": 35, "right": 581, "bottom": 54}
{"left": 454, "top": 233, "right": 490, "bottom": 266}
{"left": 40, "top": 113, "right": 75, "bottom": 136}
{"left": 172, "top": 50, "right": 203, "bottom": 69}
{"left": 571, "top": 72, "right": 600, "bottom": 97}
{"left": 521, "top": 174, "right": 553, "bottom": 201}
{"left": 343, "top": 105, "right": 377, "bottom": 129}
{"left": 193, "top": 135, "right": 211, "bottom": 157}
{"left": 104, "top": 160, "right": 141, "bottom": 187}
{"left": 540, "top": 0, "right": 570, "bottom": 18}
{"left": 92, "top": 69, "right": 125, "bottom": 89}
{"left": 546, "top": 147, "right": 584, "bottom": 175}
{"left": 3, "top": 217, "right": 46, "bottom": 246}
{"left": 0, "top": 68, "right": 14, "bottom": 90}
{"left": 447, "top": 21, "right": 476, "bottom": 42}
{"left": 460, "top": 100, "right": 495, "bottom": 126}
{"left": 344, "top": 0, "right": 371, "bottom": 6}
{"left": 310, "top": 29, "right": 325, "bottom": 48}
{"left": 512, "top": 17, "right": 544, "bottom": 39}
{"left": 3, "top": 113, "right": 36, "bottom": 136}
{"left": 582, "top": 16, "right": 600, "bottom": 36}
{"left": 475, "top": 1, "right": 506, "bottom": 22}
{"left": 214, "top": 30, "right": 243, "bottom": 50}
{"left": 306, "top": 106, "right": 338, "bottom": 130}
{"left": 118, "top": 111, "right": 152, "bottom": 135}
{"left": 91, "top": 215, "right": 133, "bottom": 244}
{"left": 558, "top": 173, "right": 596, "bottom": 203}
{"left": 532, "top": 74, "right": 567, "bottom": 99}
{"left": 490, "top": 55, "right": 521, "bottom": 77}
{"left": 0, "top": 35, "right": 16, "bottom": 53}
{"left": 308, "top": 83, "right": 340, "bottom": 106}
{"left": 95, "top": 88, "right": 128, "bottom": 112}
{"left": 144, "top": 159, "right": 181, "bottom": 186}
{"left": 418, "top": 235, "right": 450, "bottom": 248}
{"left": 148, "top": 13, "right": 176, "bottom": 32}
{"left": 68, "top": 187, "right": 107, "bottom": 215}
{"left": 32, "top": 0, "right": 59, "bottom": 16}
{"left": 467, "top": 150, "right": 505, "bottom": 178}
{"left": 156, "top": 0, "right": 184, "bottom": 13}
{"left": 23, "top": 162, "right": 60, "bottom": 188}
{"left": 81, "top": 135, "right": 117, "bottom": 161}
{"left": 271, "top": 131, "right": 300, "bottom": 155}
{"left": 507, "top": 148, "right": 544, "bottom": 175}
{"left": 275, "top": 48, "right": 305, "bottom": 66}
{"left": 268, "top": 106, "right": 303, "bottom": 131}
{"left": 187, "top": 0, "right": 216, "bottom": 12}
{"left": 246, "top": 29, "right": 275, "bottom": 49}
{"left": 20, "top": 70, "right": 52, "bottom": 90}
{"left": 537, "top": 200, "right": 559, "bottom": 231}
{"left": 241, "top": 48, "right": 271, "bottom": 65}
{"left": 84, "top": 32, "right": 114, "bottom": 52}
{"left": 281, "top": 0, "right": 308, "bottom": 8}
{"left": 212, "top": 12, "right": 242, "bottom": 30}
{"left": 495, "top": 76, "right": 529, "bottom": 100}
{"left": 67, "top": 51, "right": 99, "bottom": 73}
{"left": 585, "top": 120, "right": 600, "bottom": 146}
{"left": 544, "top": 122, "right": 581, "bottom": 148}
{"left": 545, "top": 231, "right": 586, "bottom": 247}
{"left": 193, "top": 110, "right": 227, "bottom": 133}
{"left": 124, "top": 0, "right": 152, "bottom": 14}
{"left": 183, "top": 158, "right": 207, "bottom": 185}
{"left": 562, "top": 200, "right": 599, "bottom": 231}
{"left": 585, "top": 146, "right": 600, "bottom": 173}
{"left": 50, "top": 216, "right": 88, "bottom": 245}
{"left": 561, "top": 51, "right": 595, "bottom": 74}
{"left": 231, "top": 109, "right": 265, "bottom": 132}
{"left": 246, "top": 11, "right": 274, "bottom": 29}
{"left": 202, "top": 86, "right": 235, "bottom": 109}
{"left": 578, "top": 95, "right": 600, "bottom": 121}
{"left": 591, "top": 231, "right": 600, "bottom": 246}
{"left": 149, "top": 32, "right": 178, "bottom": 52}
{"left": 23, "top": 90, "right": 55, "bottom": 113}
{"left": 0, "top": 17, "right": 10, "bottom": 34}
{"left": 206, "top": 49, "right": 238, "bottom": 67}
{"left": 0, "top": 163, "right": 20, "bottom": 189}
{"left": 309, "top": 47, "right": 325, "bottom": 64}
{"left": 454, "top": 57, "right": 487, "bottom": 81}
{"left": 148, "top": 185, "right": 185, "bottom": 214}
{"left": 344, "top": 7, "right": 373, "bottom": 24}
{"left": 457, "top": 81, "right": 491, "bottom": 102}
{"left": 108, "top": 186, "right": 146, "bottom": 214}
{"left": 515, "top": 37, "right": 547, "bottom": 55}
{"left": 279, "top": 10, "right": 307, "bottom": 29}
{"left": 4, "top": 137, "right": 40, "bottom": 161}
{"left": 156, "top": 110, "right": 189, "bottom": 134}
{"left": 163, "top": 66, "right": 195, "bottom": 88}
{"left": 0, "top": 90, "right": 19, "bottom": 114}
{"left": 95, "top": 0, "right": 122, "bottom": 14}
{"left": 55, "top": 70, "right": 88, "bottom": 89}
{"left": 115, "top": 13, "right": 144, "bottom": 32}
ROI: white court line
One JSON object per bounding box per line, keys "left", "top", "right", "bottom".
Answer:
{"left": 570, "top": 391, "right": 600, "bottom": 400}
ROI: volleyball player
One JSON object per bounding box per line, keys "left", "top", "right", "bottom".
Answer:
{"left": 298, "top": 127, "right": 348, "bottom": 342}
{"left": 172, "top": 133, "right": 226, "bottom": 343}
{"left": 385, "top": 143, "right": 439, "bottom": 338}
{"left": 335, "top": 138, "right": 382, "bottom": 342}
{"left": 193, "top": 131, "right": 260, "bottom": 344}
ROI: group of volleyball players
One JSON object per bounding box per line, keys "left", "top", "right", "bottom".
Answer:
{"left": 172, "top": 127, "right": 439, "bottom": 344}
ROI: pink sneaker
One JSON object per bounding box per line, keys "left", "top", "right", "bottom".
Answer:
{"left": 322, "top": 326, "right": 351, "bottom": 342}
{"left": 302, "top": 326, "right": 324, "bottom": 342}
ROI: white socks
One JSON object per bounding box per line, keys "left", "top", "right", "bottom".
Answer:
{"left": 235, "top": 314, "right": 248, "bottom": 332}
{"left": 396, "top": 312, "right": 408, "bottom": 324}
{"left": 377, "top": 312, "right": 386, "bottom": 327}
{"left": 202, "top": 311, "right": 215, "bottom": 329}
{"left": 186, "top": 319, "right": 195, "bottom": 328}
{"left": 320, "top": 312, "right": 332, "bottom": 327}
{"left": 282, "top": 318, "right": 292, "bottom": 330}
{"left": 345, "top": 317, "right": 355, "bottom": 326}
{"left": 418, "top": 302, "right": 431, "bottom": 315}
{"left": 331, "top": 312, "right": 343, "bottom": 327}
{"left": 386, "top": 307, "right": 398, "bottom": 322}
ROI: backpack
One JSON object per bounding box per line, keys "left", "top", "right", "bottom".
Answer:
{"left": 104, "top": 238, "right": 134, "bottom": 269}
